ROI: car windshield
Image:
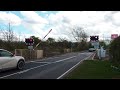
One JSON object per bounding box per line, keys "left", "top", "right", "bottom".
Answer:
{"left": 0, "top": 50, "right": 12, "bottom": 57}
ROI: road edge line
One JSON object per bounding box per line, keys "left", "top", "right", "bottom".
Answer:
{"left": 57, "top": 54, "right": 93, "bottom": 79}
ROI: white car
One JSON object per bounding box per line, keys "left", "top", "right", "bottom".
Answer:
{"left": 0, "top": 49, "right": 25, "bottom": 72}
{"left": 89, "top": 48, "right": 96, "bottom": 52}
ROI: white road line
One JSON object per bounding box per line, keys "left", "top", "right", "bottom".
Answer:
{"left": 0, "top": 63, "right": 50, "bottom": 79}
{"left": 0, "top": 56, "right": 76, "bottom": 79}
{"left": 53, "top": 56, "right": 76, "bottom": 63}
{"left": 28, "top": 61, "right": 50, "bottom": 63}
{"left": 26, "top": 57, "right": 60, "bottom": 63}
{"left": 18, "top": 56, "right": 76, "bottom": 74}
{"left": 57, "top": 54, "right": 93, "bottom": 79}
{"left": 26, "top": 52, "right": 81, "bottom": 63}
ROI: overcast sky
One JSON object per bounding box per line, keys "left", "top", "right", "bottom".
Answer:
{"left": 0, "top": 11, "right": 120, "bottom": 41}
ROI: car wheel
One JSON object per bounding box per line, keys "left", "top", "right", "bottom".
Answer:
{"left": 17, "top": 60, "right": 25, "bottom": 70}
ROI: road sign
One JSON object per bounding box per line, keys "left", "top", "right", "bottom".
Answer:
{"left": 28, "top": 46, "right": 33, "bottom": 50}
{"left": 25, "top": 38, "right": 34, "bottom": 46}
{"left": 91, "top": 41, "right": 99, "bottom": 49}
{"left": 111, "top": 34, "right": 118, "bottom": 39}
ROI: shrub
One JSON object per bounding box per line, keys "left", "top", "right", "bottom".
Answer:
{"left": 109, "top": 36, "right": 120, "bottom": 66}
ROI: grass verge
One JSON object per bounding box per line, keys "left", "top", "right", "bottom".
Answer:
{"left": 64, "top": 60, "right": 120, "bottom": 79}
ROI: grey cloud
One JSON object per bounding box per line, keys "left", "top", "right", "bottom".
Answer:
{"left": 112, "top": 21, "right": 120, "bottom": 26}
{"left": 62, "top": 16, "right": 71, "bottom": 24}
{"left": 104, "top": 11, "right": 120, "bottom": 26}
{"left": 104, "top": 14, "right": 113, "bottom": 22}
{"left": 23, "top": 19, "right": 42, "bottom": 24}
{"left": 49, "top": 17, "right": 71, "bottom": 26}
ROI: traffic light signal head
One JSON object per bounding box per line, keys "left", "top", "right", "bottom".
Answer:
{"left": 95, "top": 36, "right": 99, "bottom": 40}
{"left": 90, "top": 36, "right": 94, "bottom": 40}
{"left": 29, "top": 38, "right": 33, "bottom": 43}
{"left": 90, "top": 36, "right": 99, "bottom": 41}
{"left": 25, "top": 38, "right": 34, "bottom": 45}
{"left": 25, "top": 38, "right": 29, "bottom": 43}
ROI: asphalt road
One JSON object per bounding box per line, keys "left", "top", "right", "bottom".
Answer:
{"left": 0, "top": 51, "right": 94, "bottom": 79}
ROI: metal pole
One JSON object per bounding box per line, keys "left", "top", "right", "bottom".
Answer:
{"left": 29, "top": 48, "right": 32, "bottom": 60}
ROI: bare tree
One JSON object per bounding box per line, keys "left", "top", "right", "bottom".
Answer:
{"left": 71, "top": 26, "right": 88, "bottom": 43}
{"left": 67, "top": 26, "right": 89, "bottom": 51}
{"left": 0, "top": 22, "right": 15, "bottom": 42}
{"left": 62, "top": 24, "right": 88, "bottom": 43}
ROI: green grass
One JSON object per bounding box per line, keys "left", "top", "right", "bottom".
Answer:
{"left": 64, "top": 60, "right": 120, "bottom": 79}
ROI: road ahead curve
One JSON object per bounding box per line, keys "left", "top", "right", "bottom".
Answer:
{"left": 0, "top": 51, "right": 94, "bottom": 79}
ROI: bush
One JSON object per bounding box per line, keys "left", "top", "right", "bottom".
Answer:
{"left": 109, "top": 36, "right": 120, "bottom": 66}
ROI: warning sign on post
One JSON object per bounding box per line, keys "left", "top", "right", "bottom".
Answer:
{"left": 111, "top": 34, "right": 118, "bottom": 39}
{"left": 28, "top": 46, "right": 33, "bottom": 50}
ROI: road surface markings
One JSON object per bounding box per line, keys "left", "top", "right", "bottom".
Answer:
{"left": 26, "top": 56, "right": 60, "bottom": 63}
{"left": 0, "top": 63, "right": 50, "bottom": 79}
{"left": 28, "top": 61, "right": 50, "bottom": 64}
{"left": 26, "top": 52, "right": 81, "bottom": 63}
{"left": 53, "top": 56, "right": 76, "bottom": 63}
{"left": 57, "top": 53, "right": 93, "bottom": 79}
{"left": 0, "top": 56, "right": 76, "bottom": 79}
{"left": 0, "top": 53, "right": 93, "bottom": 79}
